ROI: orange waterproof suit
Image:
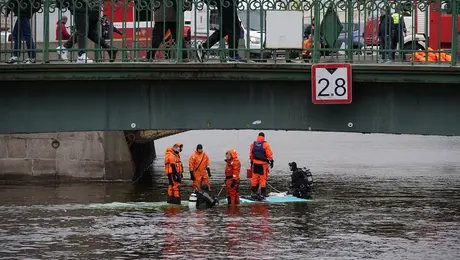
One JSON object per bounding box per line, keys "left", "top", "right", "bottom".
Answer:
{"left": 225, "top": 149, "right": 241, "bottom": 204}
{"left": 249, "top": 135, "right": 274, "bottom": 195}
{"left": 165, "top": 145, "right": 183, "bottom": 204}
{"left": 189, "top": 150, "right": 211, "bottom": 192}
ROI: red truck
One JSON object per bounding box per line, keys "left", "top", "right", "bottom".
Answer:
{"left": 103, "top": 1, "right": 191, "bottom": 59}
{"left": 364, "top": 2, "right": 460, "bottom": 51}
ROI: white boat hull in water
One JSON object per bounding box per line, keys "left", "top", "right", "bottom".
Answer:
{"left": 89, "top": 192, "right": 310, "bottom": 210}
{"left": 237, "top": 192, "right": 311, "bottom": 204}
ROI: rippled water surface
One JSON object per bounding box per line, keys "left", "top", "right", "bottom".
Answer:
{"left": 1, "top": 130, "right": 460, "bottom": 259}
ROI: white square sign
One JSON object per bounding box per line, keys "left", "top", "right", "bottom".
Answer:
{"left": 312, "top": 64, "right": 352, "bottom": 104}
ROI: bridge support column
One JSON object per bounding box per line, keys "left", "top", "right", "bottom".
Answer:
{"left": 0, "top": 131, "right": 134, "bottom": 181}
{"left": 0, "top": 130, "right": 184, "bottom": 182}
{"left": 127, "top": 137, "right": 156, "bottom": 183}
{"left": 103, "top": 131, "right": 136, "bottom": 180}
{"left": 124, "top": 130, "right": 185, "bottom": 183}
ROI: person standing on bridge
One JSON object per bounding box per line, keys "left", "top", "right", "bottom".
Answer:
{"left": 5, "top": 0, "right": 41, "bottom": 64}
{"left": 225, "top": 149, "right": 241, "bottom": 204}
{"left": 145, "top": 0, "right": 190, "bottom": 60}
{"left": 189, "top": 144, "right": 212, "bottom": 192}
{"left": 55, "top": 0, "right": 118, "bottom": 63}
{"left": 196, "top": 0, "right": 242, "bottom": 62}
{"left": 56, "top": 16, "right": 71, "bottom": 42}
{"left": 391, "top": 6, "right": 407, "bottom": 62}
{"left": 249, "top": 132, "right": 274, "bottom": 199}
{"left": 378, "top": 8, "right": 394, "bottom": 63}
{"left": 101, "top": 15, "right": 123, "bottom": 41}
{"left": 165, "top": 143, "right": 184, "bottom": 204}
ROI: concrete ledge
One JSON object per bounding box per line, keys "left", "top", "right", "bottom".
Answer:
{"left": 0, "top": 131, "right": 135, "bottom": 181}
{"left": 0, "top": 173, "right": 132, "bottom": 183}
{"left": 133, "top": 130, "right": 186, "bottom": 142}
{"left": 1, "top": 63, "right": 460, "bottom": 84}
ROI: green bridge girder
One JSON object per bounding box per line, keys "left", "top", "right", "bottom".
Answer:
{"left": 1, "top": 64, "right": 460, "bottom": 136}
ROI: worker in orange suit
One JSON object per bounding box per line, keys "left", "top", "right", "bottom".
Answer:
{"left": 225, "top": 149, "right": 241, "bottom": 204}
{"left": 188, "top": 144, "right": 211, "bottom": 192}
{"left": 165, "top": 142, "right": 184, "bottom": 204}
{"left": 249, "top": 132, "right": 274, "bottom": 199}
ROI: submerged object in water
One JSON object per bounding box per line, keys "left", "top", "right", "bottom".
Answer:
{"left": 239, "top": 192, "right": 311, "bottom": 203}
{"left": 88, "top": 192, "right": 310, "bottom": 210}
{"left": 89, "top": 200, "right": 188, "bottom": 209}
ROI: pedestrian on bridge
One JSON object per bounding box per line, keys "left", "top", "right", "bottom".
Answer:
{"left": 196, "top": 0, "right": 242, "bottom": 62}
{"left": 146, "top": 0, "right": 190, "bottom": 60}
{"left": 391, "top": 6, "right": 407, "bottom": 62}
{"left": 378, "top": 8, "right": 393, "bottom": 63}
{"left": 55, "top": 15, "right": 71, "bottom": 42}
{"left": 101, "top": 15, "right": 123, "bottom": 41}
{"left": 55, "top": 0, "right": 118, "bottom": 63}
{"left": 5, "top": 0, "right": 41, "bottom": 64}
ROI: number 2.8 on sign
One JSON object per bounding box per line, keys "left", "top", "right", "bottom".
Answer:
{"left": 317, "top": 77, "right": 347, "bottom": 99}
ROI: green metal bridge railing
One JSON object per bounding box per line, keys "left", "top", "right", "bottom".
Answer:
{"left": 0, "top": 0, "right": 459, "bottom": 65}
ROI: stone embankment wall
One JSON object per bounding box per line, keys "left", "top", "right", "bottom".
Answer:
{"left": 0, "top": 131, "right": 133, "bottom": 181}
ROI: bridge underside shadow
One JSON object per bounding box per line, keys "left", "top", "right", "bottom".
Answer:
{"left": 0, "top": 80, "right": 459, "bottom": 136}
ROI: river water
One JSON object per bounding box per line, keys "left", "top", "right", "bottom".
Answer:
{"left": 1, "top": 130, "right": 460, "bottom": 259}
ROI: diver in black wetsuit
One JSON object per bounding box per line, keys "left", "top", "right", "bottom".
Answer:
{"left": 288, "top": 162, "right": 313, "bottom": 199}
{"left": 196, "top": 184, "right": 219, "bottom": 209}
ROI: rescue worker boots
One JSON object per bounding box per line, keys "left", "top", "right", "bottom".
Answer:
{"left": 250, "top": 186, "right": 263, "bottom": 201}
{"left": 250, "top": 193, "right": 264, "bottom": 201}
{"left": 261, "top": 187, "right": 268, "bottom": 197}
{"left": 167, "top": 196, "right": 181, "bottom": 205}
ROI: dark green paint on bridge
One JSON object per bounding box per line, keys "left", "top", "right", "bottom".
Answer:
{"left": 1, "top": 63, "right": 460, "bottom": 136}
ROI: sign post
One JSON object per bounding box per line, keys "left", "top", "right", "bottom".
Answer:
{"left": 311, "top": 63, "right": 352, "bottom": 104}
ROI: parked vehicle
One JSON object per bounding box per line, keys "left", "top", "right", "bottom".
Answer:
{"left": 0, "top": 26, "right": 12, "bottom": 44}
{"left": 361, "top": 1, "right": 454, "bottom": 53}
{"left": 364, "top": 15, "right": 426, "bottom": 53}
{"left": 104, "top": 6, "right": 192, "bottom": 59}
{"left": 304, "top": 21, "right": 365, "bottom": 56}
{"left": 237, "top": 9, "right": 272, "bottom": 60}
{"left": 338, "top": 22, "right": 365, "bottom": 54}
{"left": 191, "top": 5, "right": 272, "bottom": 60}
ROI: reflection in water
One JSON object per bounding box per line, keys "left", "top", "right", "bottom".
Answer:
{"left": 0, "top": 131, "right": 460, "bottom": 259}
{"left": 0, "top": 177, "right": 459, "bottom": 259}
{"left": 247, "top": 204, "right": 271, "bottom": 247}
{"left": 224, "top": 206, "right": 241, "bottom": 253}
{"left": 162, "top": 206, "right": 182, "bottom": 258}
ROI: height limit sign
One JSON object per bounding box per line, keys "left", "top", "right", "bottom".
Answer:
{"left": 312, "top": 63, "right": 352, "bottom": 104}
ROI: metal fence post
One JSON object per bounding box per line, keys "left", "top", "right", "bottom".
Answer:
{"left": 176, "top": 0, "right": 184, "bottom": 63}
{"left": 452, "top": 0, "right": 458, "bottom": 65}
{"left": 313, "top": 0, "right": 320, "bottom": 63}
{"left": 43, "top": 0, "right": 50, "bottom": 63}
{"left": 346, "top": 0, "right": 353, "bottom": 63}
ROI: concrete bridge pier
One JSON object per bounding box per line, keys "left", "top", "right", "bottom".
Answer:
{"left": 124, "top": 130, "right": 185, "bottom": 183}
{"left": 124, "top": 131, "right": 156, "bottom": 182}
{"left": 0, "top": 131, "right": 132, "bottom": 181}
{"left": 0, "top": 130, "right": 183, "bottom": 182}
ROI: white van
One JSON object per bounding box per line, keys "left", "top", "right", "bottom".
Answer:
{"left": 237, "top": 9, "right": 272, "bottom": 59}
{"left": 190, "top": 2, "right": 272, "bottom": 60}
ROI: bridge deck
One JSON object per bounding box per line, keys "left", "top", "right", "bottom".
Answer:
{"left": 1, "top": 62, "right": 459, "bottom": 84}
